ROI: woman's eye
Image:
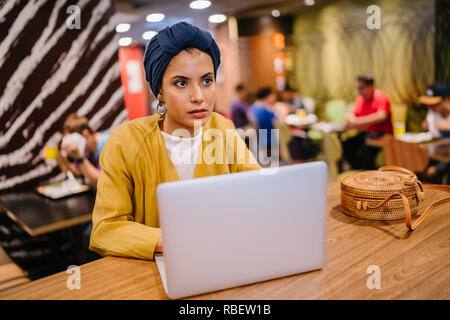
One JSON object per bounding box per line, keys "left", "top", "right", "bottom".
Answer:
{"left": 175, "top": 81, "right": 187, "bottom": 87}
{"left": 202, "top": 78, "right": 212, "bottom": 86}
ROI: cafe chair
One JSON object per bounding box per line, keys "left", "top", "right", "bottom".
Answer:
{"left": 382, "top": 135, "right": 429, "bottom": 173}
{"left": 307, "top": 129, "right": 324, "bottom": 141}
{"left": 325, "top": 99, "right": 348, "bottom": 124}
{"left": 274, "top": 121, "right": 294, "bottom": 164}
{"left": 323, "top": 132, "right": 360, "bottom": 180}
{"left": 443, "top": 172, "right": 449, "bottom": 185}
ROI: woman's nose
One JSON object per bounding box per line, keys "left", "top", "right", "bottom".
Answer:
{"left": 190, "top": 84, "right": 205, "bottom": 103}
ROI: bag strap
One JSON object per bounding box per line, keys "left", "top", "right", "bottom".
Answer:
{"left": 408, "top": 185, "right": 450, "bottom": 230}
{"left": 367, "top": 185, "right": 450, "bottom": 231}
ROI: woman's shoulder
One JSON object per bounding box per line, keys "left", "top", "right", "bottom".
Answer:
{"left": 109, "top": 114, "right": 158, "bottom": 139}
{"left": 104, "top": 114, "right": 159, "bottom": 153}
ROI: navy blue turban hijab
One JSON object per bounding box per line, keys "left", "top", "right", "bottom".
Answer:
{"left": 143, "top": 21, "right": 221, "bottom": 98}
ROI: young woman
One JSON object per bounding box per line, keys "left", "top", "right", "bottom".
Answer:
{"left": 89, "top": 22, "right": 260, "bottom": 260}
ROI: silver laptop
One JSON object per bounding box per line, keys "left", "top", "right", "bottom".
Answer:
{"left": 155, "top": 161, "right": 327, "bottom": 299}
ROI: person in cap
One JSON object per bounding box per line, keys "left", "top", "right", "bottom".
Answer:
{"left": 89, "top": 22, "right": 260, "bottom": 260}
{"left": 343, "top": 73, "right": 393, "bottom": 170}
{"left": 420, "top": 82, "right": 450, "bottom": 138}
{"left": 420, "top": 82, "right": 450, "bottom": 180}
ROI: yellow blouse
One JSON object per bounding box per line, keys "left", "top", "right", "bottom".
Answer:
{"left": 89, "top": 112, "right": 261, "bottom": 260}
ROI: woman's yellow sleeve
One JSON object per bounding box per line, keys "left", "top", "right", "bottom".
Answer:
{"left": 89, "top": 126, "right": 161, "bottom": 260}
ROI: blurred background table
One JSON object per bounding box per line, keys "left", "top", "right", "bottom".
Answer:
{"left": 284, "top": 113, "right": 318, "bottom": 129}
{"left": 366, "top": 136, "right": 450, "bottom": 148}
{"left": 0, "top": 191, "right": 96, "bottom": 279}
{"left": 1, "top": 182, "right": 449, "bottom": 300}
{"left": 0, "top": 191, "right": 95, "bottom": 237}
{"left": 421, "top": 138, "right": 450, "bottom": 163}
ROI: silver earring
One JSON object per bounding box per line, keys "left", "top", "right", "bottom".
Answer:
{"left": 157, "top": 101, "right": 167, "bottom": 116}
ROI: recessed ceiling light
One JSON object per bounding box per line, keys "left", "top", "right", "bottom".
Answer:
{"left": 118, "top": 37, "right": 133, "bottom": 47}
{"left": 115, "top": 23, "right": 131, "bottom": 33}
{"left": 146, "top": 13, "right": 165, "bottom": 22}
{"left": 208, "top": 14, "right": 227, "bottom": 24}
{"left": 271, "top": 10, "right": 280, "bottom": 17}
{"left": 142, "top": 31, "right": 157, "bottom": 40}
{"left": 189, "top": 0, "right": 211, "bottom": 10}
{"left": 304, "top": 0, "right": 315, "bottom": 6}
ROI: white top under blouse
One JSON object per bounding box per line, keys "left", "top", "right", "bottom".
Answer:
{"left": 161, "top": 127, "right": 203, "bottom": 180}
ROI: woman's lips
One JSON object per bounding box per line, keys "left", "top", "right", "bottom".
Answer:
{"left": 188, "top": 109, "right": 208, "bottom": 118}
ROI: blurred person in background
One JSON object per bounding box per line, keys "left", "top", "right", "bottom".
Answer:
{"left": 420, "top": 82, "right": 450, "bottom": 181}
{"left": 58, "top": 113, "right": 109, "bottom": 188}
{"left": 280, "top": 85, "right": 315, "bottom": 114}
{"left": 421, "top": 82, "right": 450, "bottom": 138}
{"left": 230, "top": 83, "right": 251, "bottom": 129}
{"left": 277, "top": 87, "right": 319, "bottom": 161}
{"left": 250, "top": 87, "right": 278, "bottom": 153}
{"left": 272, "top": 99, "right": 294, "bottom": 123}
{"left": 280, "top": 85, "right": 303, "bottom": 112}
{"left": 230, "top": 83, "right": 258, "bottom": 149}
{"left": 58, "top": 114, "right": 109, "bottom": 260}
{"left": 343, "top": 74, "right": 393, "bottom": 170}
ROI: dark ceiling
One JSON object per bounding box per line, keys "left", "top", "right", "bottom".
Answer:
{"left": 113, "top": 0, "right": 326, "bottom": 44}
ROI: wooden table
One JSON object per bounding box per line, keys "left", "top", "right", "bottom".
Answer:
{"left": 1, "top": 182, "right": 449, "bottom": 300}
{"left": 0, "top": 191, "right": 95, "bottom": 236}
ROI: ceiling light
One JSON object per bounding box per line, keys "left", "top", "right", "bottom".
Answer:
{"left": 146, "top": 13, "right": 165, "bottom": 22}
{"left": 208, "top": 14, "right": 227, "bottom": 24}
{"left": 118, "top": 37, "right": 133, "bottom": 46}
{"left": 189, "top": 0, "right": 211, "bottom": 10}
{"left": 271, "top": 10, "right": 280, "bottom": 17}
{"left": 304, "top": 0, "right": 315, "bottom": 6}
{"left": 115, "top": 23, "right": 131, "bottom": 33}
{"left": 142, "top": 31, "right": 157, "bottom": 40}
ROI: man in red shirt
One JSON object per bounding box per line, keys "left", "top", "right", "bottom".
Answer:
{"left": 343, "top": 74, "right": 393, "bottom": 169}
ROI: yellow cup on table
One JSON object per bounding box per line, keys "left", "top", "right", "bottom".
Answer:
{"left": 44, "top": 146, "right": 59, "bottom": 160}
{"left": 393, "top": 122, "right": 406, "bottom": 136}
{"left": 391, "top": 103, "right": 407, "bottom": 136}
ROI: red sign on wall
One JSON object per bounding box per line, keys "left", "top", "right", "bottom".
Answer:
{"left": 118, "top": 46, "right": 148, "bottom": 120}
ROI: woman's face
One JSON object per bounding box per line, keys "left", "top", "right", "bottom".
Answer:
{"left": 159, "top": 48, "right": 216, "bottom": 135}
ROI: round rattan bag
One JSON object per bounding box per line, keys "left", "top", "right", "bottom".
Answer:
{"left": 341, "top": 166, "right": 450, "bottom": 230}
{"left": 341, "top": 166, "right": 424, "bottom": 220}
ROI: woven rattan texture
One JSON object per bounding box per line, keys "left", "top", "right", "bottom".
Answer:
{"left": 340, "top": 170, "right": 423, "bottom": 220}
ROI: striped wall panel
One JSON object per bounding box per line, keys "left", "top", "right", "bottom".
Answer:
{"left": 0, "top": 0, "right": 127, "bottom": 192}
